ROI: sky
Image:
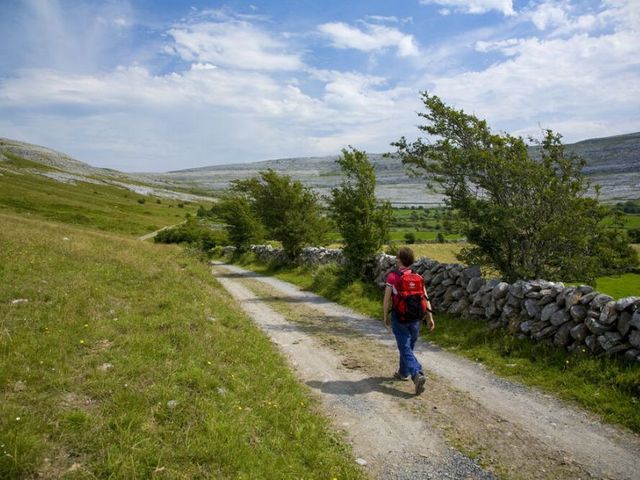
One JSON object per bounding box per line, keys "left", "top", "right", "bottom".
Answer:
{"left": 0, "top": 0, "right": 638, "bottom": 172}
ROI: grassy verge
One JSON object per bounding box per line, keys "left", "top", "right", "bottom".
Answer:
{"left": 226, "top": 254, "right": 640, "bottom": 433}
{"left": 0, "top": 157, "right": 203, "bottom": 236}
{"left": 0, "top": 213, "right": 365, "bottom": 479}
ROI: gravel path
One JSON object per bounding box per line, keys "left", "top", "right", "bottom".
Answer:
{"left": 213, "top": 263, "right": 493, "bottom": 479}
{"left": 213, "top": 262, "right": 640, "bottom": 479}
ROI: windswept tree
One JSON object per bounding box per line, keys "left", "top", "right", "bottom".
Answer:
{"left": 211, "top": 193, "right": 264, "bottom": 252}
{"left": 329, "top": 147, "right": 391, "bottom": 278}
{"left": 233, "top": 170, "right": 329, "bottom": 258}
{"left": 393, "top": 92, "right": 637, "bottom": 283}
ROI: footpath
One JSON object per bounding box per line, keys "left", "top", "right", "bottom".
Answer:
{"left": 211, "top": 262, "right": 640, "bottom": 480}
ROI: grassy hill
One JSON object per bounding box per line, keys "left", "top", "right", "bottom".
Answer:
{"left": 0, "top": 150, "right": 203, "bottom": 236}
{"left": 0, "top": 152, "right": 364, "bottom": 477}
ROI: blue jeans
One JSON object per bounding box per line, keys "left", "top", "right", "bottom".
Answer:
{"left": 391, "top": 312, "right": 423, "bottom": 377}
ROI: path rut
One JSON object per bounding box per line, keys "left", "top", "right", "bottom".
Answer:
{"left": 212, "top": 262, "right": 640, "bottom": 480}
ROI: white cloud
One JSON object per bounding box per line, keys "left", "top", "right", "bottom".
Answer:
{"left": 527, "top": 1, "right": 599, "bottom": 35}
{"left": 167, "top": 20, "right": 303, "bottom": 71}
{"left": 318, "top": 22, "right": 420, "bottom": 57}
{"left": 426, "top": 28, "right": 640, "bottom": 140}
{"left": 419, "top": 0, "right": 515, "bottom": 16}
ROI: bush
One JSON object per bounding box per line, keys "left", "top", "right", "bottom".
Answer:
{"left": 154, "top": 220, "right": 227, "bottom": 253}
{"left": 404, "top": 231, "right": 416, "bottom": 244}
{"left": 137, "top": 198, "right": 146, "bottom": 204}
{"left": 212, "top": 193, "right": 264, "bottom": 252}
{"left": 329, "top": 147, "right": 391, "bottom": 278}
{"left": 233, "top": 170, "right": 329, "bottom": 259}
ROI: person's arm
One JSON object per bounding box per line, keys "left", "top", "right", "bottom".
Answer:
{"left": 383, "top": 286, "right": 393, "bottom": 327}
{"left": 424, "top": 286, "right": 435, "bottom": 331}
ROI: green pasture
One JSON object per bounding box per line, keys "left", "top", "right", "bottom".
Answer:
{"left": 0, "top": 156, "right": 206, "bottom": 236}
{"left": 0, "top": 212, "right": 364, "bottom": 479}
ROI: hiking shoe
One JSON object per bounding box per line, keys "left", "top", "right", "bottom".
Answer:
{"left": 412, "top": 373, "right": 426, "bottom": 395}
{"left": 393, "top": 371, "right": 410, "bottom": 381}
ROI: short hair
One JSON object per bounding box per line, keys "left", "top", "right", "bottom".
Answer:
{"left": 397, "top": 247, "right": 415, "bottom": 267}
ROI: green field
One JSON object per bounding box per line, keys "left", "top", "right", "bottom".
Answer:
{"left": 0, "top": 155, "right": 364, "bottom": 478}
{"left": 0, "top": 212, "right": 365, "bottom": 478}
{"left": 0, "top": 156, "right": 205, "bottom": 236}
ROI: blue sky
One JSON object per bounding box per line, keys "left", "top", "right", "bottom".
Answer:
{"left": 0, "top": 0, "right": 638, "bottom": 171}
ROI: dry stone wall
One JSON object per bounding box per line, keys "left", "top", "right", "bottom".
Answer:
{"left": 240, "top": 245, "right": 640, "bottom": 362}
{"left": 373, "top": 253, "right": 640, "bottom": 363}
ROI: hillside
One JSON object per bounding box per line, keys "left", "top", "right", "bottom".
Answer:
{"left": 1, "top": 131, "right": 638, "bottom": 205}
{"left": 0, "top": 137, "right": 215, "bottom": 204}
{"left": 163, "top": 132, "right": 640, "bottom": 204}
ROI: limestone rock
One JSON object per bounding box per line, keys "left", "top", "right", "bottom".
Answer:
{"left": 492, "top": 282, "right": 510, "bottom": 299}
{"left": 466, "top": 277, "right": 484, "bottom": 294}
{"left": 599, "top": 301, "right": 618, "bottom": 326}
{"left": 615, "top": 296, "right": 639, "bottom": 311}
{"left": 590, "top": 294, "right": 613, "bottom": 309}
{"left": 598, "top": 331, "right": 622, "bottom": 351}
{"left": 579, "top": 291, "right": 598, "bottom": 305}
{"left": 554, "top": 322, "right": 575, "bottom": 347}
{"left": 570, "top": 323, "right": 589, "bottom": 342}
{"left": 550, "top": 309, "right": 571, "bottom": 326}
{"left": 617, "top": 311, "right": 632, "bottom": 337}
{"left": 569, "top": 305, "right": 588, "bottom": 321}
{"left": 585, "top": 317, "right": 609, "bottom": 335}
{"left": 541, "top": 303, "right": 560, "bottom": 322}
{"left": 524, "top": 299, "right": 541, "bottom": 318}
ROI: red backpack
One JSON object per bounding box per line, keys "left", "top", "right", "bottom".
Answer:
{"left": 392, "top": 269, "right": 429, "bottom": 323}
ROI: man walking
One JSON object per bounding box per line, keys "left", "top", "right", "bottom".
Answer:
{"left": 383, "top": 247, "right": 435, "bottom": 395}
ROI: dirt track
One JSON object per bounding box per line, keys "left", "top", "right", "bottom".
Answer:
{"left": 212, "top": 262, "right": 640, "bottom": 480}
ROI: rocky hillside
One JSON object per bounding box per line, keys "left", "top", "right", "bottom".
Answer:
{"left": 162, "top": 132, "right": 640, "bottom": 204}
{"left": 2, "top": 132, "right": 638, "bottom": 204}
{"left": 0, "top": 137, "right": 214, "bottom": 203}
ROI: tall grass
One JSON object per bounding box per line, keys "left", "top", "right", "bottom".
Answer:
{"left": 0, "top": 213, "right": 365, "bottom": 478}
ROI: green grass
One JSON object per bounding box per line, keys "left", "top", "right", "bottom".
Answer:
{"left": 225, "top": 254, "right": 640, "bottom": 433}
{"left": 388, "top": 230, "right": 463, "bottom": 241}
{"left": 0, "top": 213, "right": 365, "bottom": 479}
{"left": 594, "top": 273, "right": 640, "bottom": 299}
{"left": 0, "top": 160, "right": 205, "bottom": 236}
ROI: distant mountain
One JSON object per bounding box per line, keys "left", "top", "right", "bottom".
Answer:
{"left": 2, "top": 132, "right": 638, "bottom": 205}
{"left": 163, "top": 132, "right": 640, "bottom": 203}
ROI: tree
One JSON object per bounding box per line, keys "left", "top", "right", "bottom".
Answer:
{"left": 211, "top": 193, "right": 264, "bottom": 252}
{"left": 329, "top": 147, "right": 392, "bottom": 277}
{"left": 393, "top": 92, "right": 638, "bottom": 283}
{"left": 233, "top": 170, "right": 329, "bottom": 258}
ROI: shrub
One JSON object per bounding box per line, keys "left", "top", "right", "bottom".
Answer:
{"left": 137, "top": 198, "right": 146, "bottom": 204}
{"left": 233, "top": 170, "right": 329, "bottom": 259}
{"left": 211, "top": 193, "right": 264, "bottom": 252}
{"left": 404, "top": 231, "right": 416, "bottom": 244}
{"left": 329, "top": 147, "right": 391, "bottom": 278}
{"left": 154, "top": 219, "right": 227, "bottom": 253}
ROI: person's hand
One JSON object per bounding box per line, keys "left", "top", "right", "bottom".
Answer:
{"left": 384, "top": 316, "right": 391, "bottom": 330}
{"left": 426, "top": 316, "right": 435, "bottom": 331}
